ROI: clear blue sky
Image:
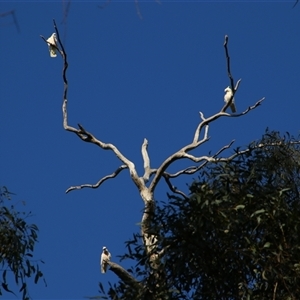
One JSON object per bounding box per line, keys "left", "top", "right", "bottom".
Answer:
{"left": 1, "top": 1, "right": 299, "bottom": 299}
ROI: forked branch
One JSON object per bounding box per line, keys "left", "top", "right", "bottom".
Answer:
{"left": 147, "top": 35, "right": 264, "bottom": 193}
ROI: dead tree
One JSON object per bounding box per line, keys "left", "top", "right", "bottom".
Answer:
{"left": 41, "top": 20, "right": 264, "bottom": 294}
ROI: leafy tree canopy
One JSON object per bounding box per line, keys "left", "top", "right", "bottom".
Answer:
{"left": 0, "top": 187, "right": 45, "bottom": 300}
{"left": 98, "top": 130, "right": 300, "bottom": 299}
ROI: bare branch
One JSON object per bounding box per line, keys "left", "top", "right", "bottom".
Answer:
{"left": 107, "top": 261, "right": 142, "bottom": 287}
{"left": 165, "top": 140, "right": 235, "bottom": 178}
{"left": 142, "top": 138, "right": 153, "bottom": 182}
{"left": 234, "top": 79, "right": 242, "bottom": 93}
{"left": 221, "top": 140, "right": 300, "bottom": 162}
{"left": 0, "top": 9, "right": 20, "bottom": 33}
{"left": 193, "top": 112, "right": 207, "bottom": 143}
{"left": 61, "top": 0, "right": 71, "bottom": 25}
{"left": 163, "top": 175, "right": 189, "bottom": 200}
{"left": 53, "top": 19, "right": 68, "bottom": 104}
{"left": 221, "top": 97, "right": 264, "bottom": 116}
{"left": 293, "top": 0, "right": 299, "bottom": 8}
{"left": 166, "top": 166, "right": 198, "bottom": 178}
{"left": 194, "top": 97, "right": 264, "bottom": 144}
{"left": 162, "top": 139, "right": 300, "bottom": 199}
{"left": 149, "top": 94, "right": 263, "bottom": 194}
{"left": 49, "top": 20, "right": 146, "bottom": 192}
{"left": 0, "top": 10, "right": 14, "bottom": 17}
{"left": 199, "top": 111, "right": 205, "bottom": 121}
{"left": 11, "top": 10, "right": 20, "bottom": 33}
{"left": 224, "top": 35, "right": 235, "bottom": 91}
{"left": 223, "top": 35, "right": 244, "bottom": 113}
{"left": 65, "top": 165, "right": 128, "bottom": 194}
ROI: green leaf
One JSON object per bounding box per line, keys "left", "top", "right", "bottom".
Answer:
{"left": 34, "top": 271, "right": 43, "bottom": 284}
{"left": 19, "top": 283, "right": 26, "bottom": 292}
{"left": 263, "top": 242, "right": 271, "bottom": 248}
{"left": 244, "top": 237, "right": 251, "bottom": 244}
{"left": 251, "top": 209, "right": 265, "bottom": 218}
{"left": 262, "top": 270, "right": 267, "bottom": 280}
{"left": 99, "top": 282, "right": 105, "bottom": 294}
{"left": 234, "top": 205, "right": 245, "bottom": 210}
{"left": 1, "top": 283, "right": 16, "bottom": 295}
{"left": 279, "top": 188, "right": 291, "bottom": 196}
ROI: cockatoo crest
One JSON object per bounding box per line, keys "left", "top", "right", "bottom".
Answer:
{"left": 224, "top": 86, "right": 236, "bottom": 113}
{"left": 100, "top": 246, "right": 111, "bottom": 274}
{"left": 46, "top": 33, "right": 58, "bottom": 58}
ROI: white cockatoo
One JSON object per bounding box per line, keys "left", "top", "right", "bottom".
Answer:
{"left": 224, "top": 86, "right": 236, "bottom": 113}
{"left": 100, "top": 246, "right": 111, "bottom": 274}
{"left": 46, "top": 33, "right": 58, "bottom": 58}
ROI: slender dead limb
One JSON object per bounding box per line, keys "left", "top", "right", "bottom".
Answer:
{"left": 163, "top": 175, "right": 189, "bottom": 200}
{"left": 223, "top": 35, "right": 242, "bottom": 113}
{"left": 0, "top": 9, "right": 20, "bottom": 33}
{"left": 165, "top": 140, "right": 235, "bottom": 178}
{"left": 221, "top": 140, "right": 300, "bottom": 162}
{"left": 221, "top": 97, "right": 264, "bottom": 115}
{"left": 107, "top": 261, "right": 142, "bottom": 287}
{"left": 66, "top": 165, "right": 128, "bottom": 194}
{"left": 224, "top": 35, "right": 235, "bottom": 91}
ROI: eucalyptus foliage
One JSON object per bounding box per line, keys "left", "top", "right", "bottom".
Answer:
{"left": 98, "top": 130, "right": 300, "bottom": 299}
{"left": 0, "top": 187, "right": 44, "bottom": 299}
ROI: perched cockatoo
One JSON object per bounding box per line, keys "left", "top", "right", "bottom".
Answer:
{"left": 46, "top": 33, "right": 58, "bottom": 58}
{"left": 100, "top": 246, "right": 111, "bottom": 274}
{"left": 224, "top": 86, "right": 236, "bottom": 113}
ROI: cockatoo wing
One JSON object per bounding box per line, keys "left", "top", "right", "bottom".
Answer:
{"left": 229, "top": 101, "right": 236, "bottom": 113}
{"left": 100, "top": 253, "right": 106, "bottom": 273}
{"left": 46, "top": 33, "right": 57, "bottom": 58}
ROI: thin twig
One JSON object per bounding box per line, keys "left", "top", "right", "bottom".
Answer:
{"left": 163, "top": 175, "right": 189, "bottom": 200}
{"left": 0, "top": 9, "right": 20, "bottom": 33}
{"left": 224, "top": 35, "right": 235, "bottom": 91}
{"left": 53, "top": 19, "right": 68, "bottom": 102}
{"left": 273, "top": 281, "right": 278, "bottom": 300}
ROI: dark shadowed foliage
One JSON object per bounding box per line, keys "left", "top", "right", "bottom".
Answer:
{"left": 0, "top": 187, "right": 45, "bottom": 300}
{"left": 96, "top": 130, "right": 300, "bottom": 299}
